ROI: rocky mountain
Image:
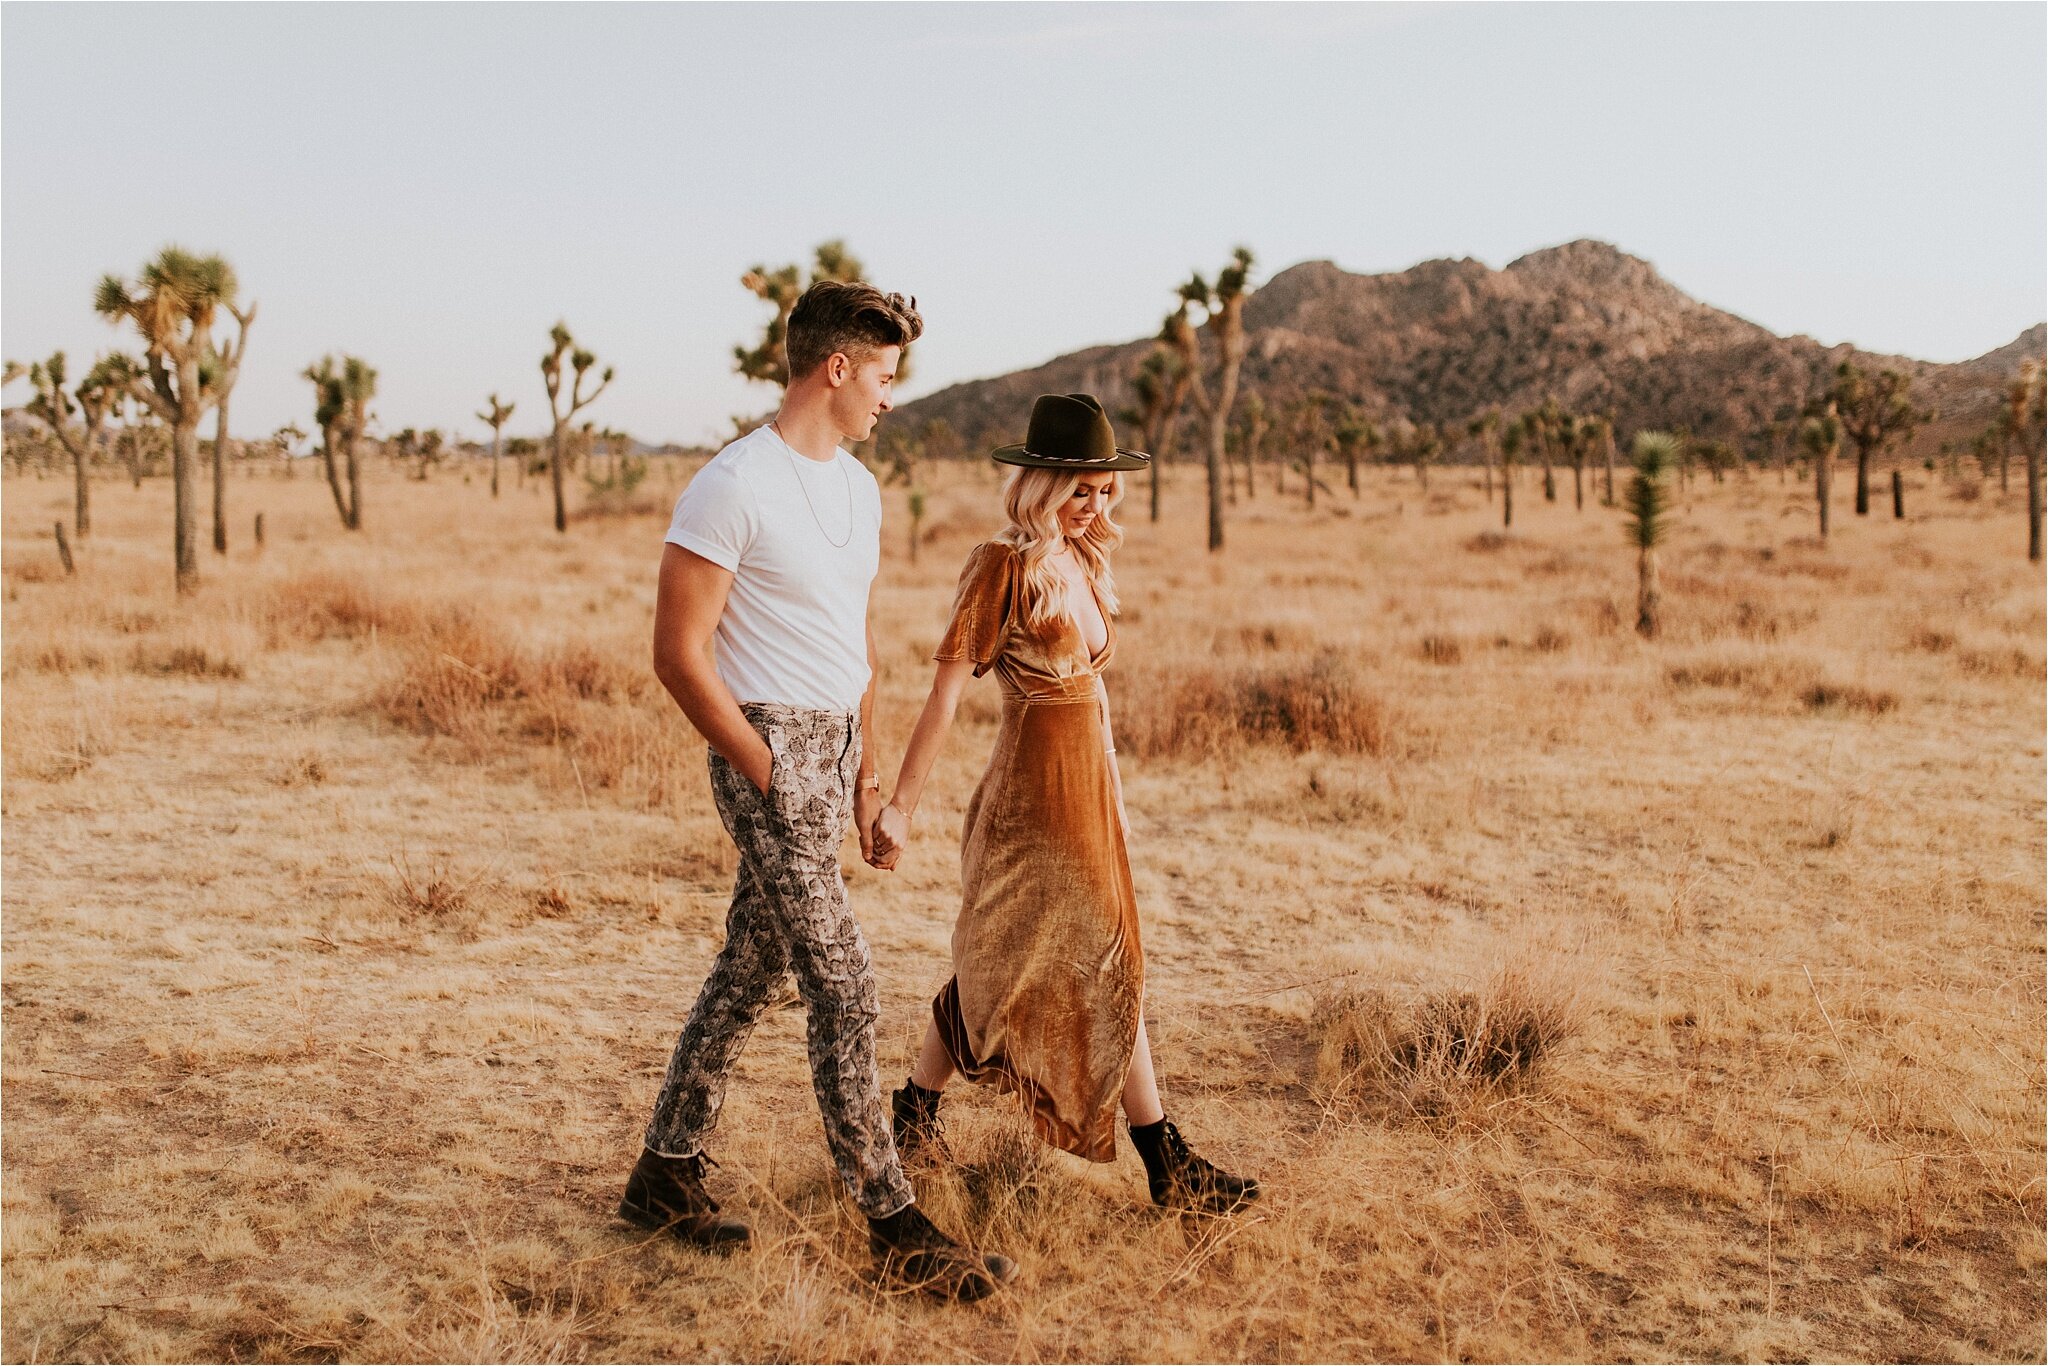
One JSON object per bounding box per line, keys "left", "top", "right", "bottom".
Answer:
{"left": 894, "top": 241, "right": 2043, "bottom": 458}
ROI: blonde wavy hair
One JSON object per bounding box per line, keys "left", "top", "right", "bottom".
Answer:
{"left": 994, "top": 466, "right": 1124, "bottom": 631}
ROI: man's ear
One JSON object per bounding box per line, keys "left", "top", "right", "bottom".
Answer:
{"left": 825, "top": 353, "right": 851, "bottom": 388}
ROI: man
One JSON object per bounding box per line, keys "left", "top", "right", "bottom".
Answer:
{"left": 621, "top": 280, "right": 1014, "bottom": 1301}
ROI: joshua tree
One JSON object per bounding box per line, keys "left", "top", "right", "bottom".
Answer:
{"left": 1534, "top": 398, "right": 1562, "bottom": 501}
{"left": 206, "top": 301, "right": 256, "bottom": 554}
{"left": 14, "top": 351, "right": 122, "bottom": 538}
{"left": 1467, "top": 410, "right": 1501, "bottom": 501}
{"left": 1395, "top": 420, "right": 1442, "bottom": 491}
{"left": 542, "top": 322, "right": 613, "bottom": 533}
{"left": 1801, "top": 403, "right": 1841, "bottom": 541}
{"left": 1561, "top": 414, "right": 1589, "bottom": 508}
{"left": 1334, "top": 408, "right": 1377, "bottom": 495}
{"left": 734, "top": 239, "right": 868, "bottom": 389}
{"left": 1126, "top": 345, "right": 1187, "bottom": 523}
{"left": 1828, "top": 360, "right": 1929, "bottom": 516}
{"left": 1697, "top": 439, "right": 1738, "bottom": 485}
{"left": 1498, "top": 416, "right": 1524, "bottom": 529}
{"left": 1581, "top": 414, "right": 1616, "bottom": 506}
{"left": 1160, "top": 247, "right": 1255, "bottom": 552}
{"left": 92, "top": 246, "right": 243, "bottom": 593}
{"left": 306, "top": 355, "right": 376, "bottom": 529}
{"left": 1237, "top": 393, "right": 1269, "bottom": 502}
{"left": 2014, "top": 360, "right": 2046, "bottom": 562}
{"left": 477, "top": 393, "right": 515, "bottom": 497}
{"left": 271, "top": 423, "right": 306, "bottom": 479}
{"left": 1288, "top": 394, "right": 1335, "bottom": 509}
{"left": 1625, "top": 432, "right": 1679, "bottom": 638}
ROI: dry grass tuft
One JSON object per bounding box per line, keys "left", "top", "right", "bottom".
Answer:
{"left": 1419, "top": 633, "right": 1464, "bottom": 665}
{"left": 1312, "top": 959, "right": 1588, "bottom": 1123}
{"left": 1114, "top": 653, "right": 1393, "bottom": 759}
{"left": 1801, "top": 681, "right": 1899, "bottom": 715}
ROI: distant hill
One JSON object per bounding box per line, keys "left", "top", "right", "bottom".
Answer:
{"left": 893, "top": 241, "right": 2044, "bottom": 458}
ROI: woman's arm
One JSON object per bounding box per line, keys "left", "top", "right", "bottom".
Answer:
{"left": 1098, "top": 675, "right": 1129, "bottom": 839}
{"left": 871, "top": 657, "right": 978, "bottom": 866}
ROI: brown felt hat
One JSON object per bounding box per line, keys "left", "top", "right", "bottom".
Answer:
{"left": 990, "top": 393, "right": 1151, "bottom": 471}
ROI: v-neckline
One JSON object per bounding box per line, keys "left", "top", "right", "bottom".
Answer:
{"left": 1066, "top": 575, "right": 1111, "bottom": 665}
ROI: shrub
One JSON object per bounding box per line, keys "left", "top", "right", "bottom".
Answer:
{"left": 1114, "top": 654, "right": 1392, "bottom": 759}
{"left": 1311, "top": 961, "right": 1585, "bottom": 1123}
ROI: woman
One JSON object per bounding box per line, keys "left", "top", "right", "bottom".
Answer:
{"left": 870, "top": 393, "right": 1258, "bottom": 1216}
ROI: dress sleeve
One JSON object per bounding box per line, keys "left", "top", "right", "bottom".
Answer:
{"left": 933, "top": 542, "right": 1017, "bottom": 677}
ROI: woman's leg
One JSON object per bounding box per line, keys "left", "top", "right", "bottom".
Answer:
{"left": 1119, "top": 1017, "right": 1165, "bottom": 1126}
{"left": 909, "top": 1017, "right": 957, "bottom": 1092}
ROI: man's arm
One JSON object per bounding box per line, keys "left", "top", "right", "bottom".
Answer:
{"left": 652, "top": 542, "right": 773, "bottom": 794}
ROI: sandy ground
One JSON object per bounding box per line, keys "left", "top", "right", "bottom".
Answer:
{"left": 3, "top": 457, "right": 2042, "bottom": 1362}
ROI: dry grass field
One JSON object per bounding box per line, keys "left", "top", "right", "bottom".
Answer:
{"left": 3, "top": 456, "right": 2042, "bottom": 1363}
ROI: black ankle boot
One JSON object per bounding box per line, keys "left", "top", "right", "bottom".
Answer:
{"left": 617, "top": 1148, "right": 752, "bottom": 1252}
{"left": 1129, "top": 1118, "right": 1261, "bottom": 1215}
{"left": 891, "top": 1079, "right": 948, "bottom": 1160}
{"left": 868, "top": 1201, "right": 1017, "bottom": 1302}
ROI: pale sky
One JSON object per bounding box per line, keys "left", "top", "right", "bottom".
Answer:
{"left": 4, "top": 2, "right": 2043, "bottom": 447}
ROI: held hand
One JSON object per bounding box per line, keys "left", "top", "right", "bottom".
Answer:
{"left": 872, "top": 801, "right": 912, "bottom": 869}
{"left": 854, "top": 787, "right": 883, "bottom": 865}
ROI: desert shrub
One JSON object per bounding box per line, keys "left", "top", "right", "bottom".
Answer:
{"left": 1957, "top": 645, "right": 2047, "bottom": 680}
{"left": 130, "top": 642, "right": 245, "bottom": 679}
{"left": 1462, "top": 531, "right": 1510, "bottom": 553}
{"left": 1801, "top": 681, "right": 1899, "bottom": 716}
{"left": 1529, "top": 624, "right": 1571, "bottom": 653}
{"left": 1113, "top": 653, "right": 1392, "bottom": 759}
{"left": 1311, "top": 962, "right": 1585, "bottom": 1124}
{"left": 1419, "top": 634, "right": 1463, "bottom": 665}
{"left": 267, "top": 572, "right": 435, "bottom": 643}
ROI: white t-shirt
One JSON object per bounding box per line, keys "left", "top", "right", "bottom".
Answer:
{"left": 664, "top": 425, "right": 883, "bottom": 711}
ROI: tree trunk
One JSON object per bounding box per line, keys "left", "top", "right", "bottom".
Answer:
{"left": 1503, "top": 472, "right": 1514, "bottom": 529}
{"left": 1484, "top": 448, "right": 1495, "bottom": 502}
{"left": 1891, "top": 468, "right": 1904, "bottom": 519}
{"left": 345, "top": 433, "right": 363, "bottom": 531}
{"left": 1346, "top": 451, "right": 1358, "bottom": 494}
{"left": 2000, "top": 443, "right": 2010, "bottom": 493}
{"left": 1304, "top": 443, "right": 1316, "bottom": 509}
{"left": 551, "top": 426, "right": 569, "bottom": 533}
{"left": 69, "top": 439, "right": 90, "bottom": 539}
{"left": 255, "top": 512, "right": 265, "bottom": 548}
{"left": 1244, "top": 431, "right": 1257, "bottom": 502}
{"left": 1572, "top": 464, "right": 1583, "bottom": 509}
{"left": 173, "top": 418, "right": 200, "bottom": 593}
{"left": 1854, "top": 444, "right": 1871, "bottom": 515}
{"left": 2028, "top": 443, "right": 2043, "bottom": 563}
{"left": 54, "top": 521, "right": 75, "bottom": 575}
{"left": 1542, "top": 457, "right": 1555, "bottom": 502}
{"left": 1604, "top": 441, "right": 1616, "bottom": 506}
{"left": 321, "top": 426, "right": 351, "bottom": 527}
{"left": 490, "top": 430, "right": 502, "bottom": 498}
{"left": 1636, "top": 547, "right": 1660, "bottom": 638}
{"left": 211, "top": 397, "right": 231, "bottom": 554}
{"left": 1416, "top": 460, "right": 1429, "bottom": 492}
{"left": 1817, "top": 447, "right": 1833, "bottom": 541}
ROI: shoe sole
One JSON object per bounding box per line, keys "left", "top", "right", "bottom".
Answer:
{"left": 618, "top": 1199, "right": 752, "bottom": 1253}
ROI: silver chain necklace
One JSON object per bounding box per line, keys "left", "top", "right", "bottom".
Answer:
{"left": 770, "top": 420, "right": 853, "bottom": 549}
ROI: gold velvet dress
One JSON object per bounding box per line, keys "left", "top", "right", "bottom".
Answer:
{"left": 929, "top": 541, "right": 1143, "bottom": 1162}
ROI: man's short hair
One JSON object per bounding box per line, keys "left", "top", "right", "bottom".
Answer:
{"left": 786, "top": 281, "right": 923, "bottom": 380}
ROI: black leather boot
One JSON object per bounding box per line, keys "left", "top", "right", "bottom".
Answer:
{"left": 868, "top": 1202, "right": 1018, "bottom": 1302}
{"left": 891, "top": 1079, "right": 948, "bottom": 1161}
{"left": 617, "top": 1148, "right": 752, "bottom": 1252}
{"left": 1129, "top": 1119, "right": 1261, "bottom": 1215}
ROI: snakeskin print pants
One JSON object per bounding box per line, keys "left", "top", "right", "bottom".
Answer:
{"left": 642, "top": 703, "right": 914, "bottom": 1219}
